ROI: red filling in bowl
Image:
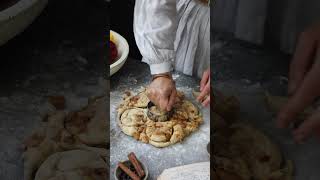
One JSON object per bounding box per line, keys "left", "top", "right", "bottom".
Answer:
{"left": 110, "top": 41, "right": 118, "bottom": 64}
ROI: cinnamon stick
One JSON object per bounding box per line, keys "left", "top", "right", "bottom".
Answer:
{"left": 118, "top": 162, "right": 140, "bottom": 180}
{"left": 128, "top": 152, "right": 145, "bottom": 178}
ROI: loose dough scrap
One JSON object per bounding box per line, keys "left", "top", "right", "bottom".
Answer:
{"left": 213, "top": 90, "right": 294, "bottom": 180}
{"left": 117, "top": 89, "right": 203, "bottom": 148}
{"left": 34, "top": 149, "right": 108, "bottom": 180}
{"left": 23, "top": 96, "right": 108, "bottom": 180}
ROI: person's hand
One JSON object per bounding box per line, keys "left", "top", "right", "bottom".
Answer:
{"left": 197, "top": 69, "right": 210, "bottom": 107}
{"left": 277, "top": 23, "right": 320, "bottom": 143}
{"left": 146, "top": 73, "right": 177, "bottom": 111}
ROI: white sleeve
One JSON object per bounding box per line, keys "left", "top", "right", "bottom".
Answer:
{"left": 133, "top": 0, "right": 177, "bottom": 75}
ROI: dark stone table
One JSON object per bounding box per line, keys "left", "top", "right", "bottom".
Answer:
{"left": 0, "top": 0, "right": 108, "bottom": 179}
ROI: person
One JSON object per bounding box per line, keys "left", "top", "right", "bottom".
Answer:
{"left": 133, "top": 0, "right": 210, "bottom": 111}
{"left": 277, "top": 23, "right": 320, "bottom": 144}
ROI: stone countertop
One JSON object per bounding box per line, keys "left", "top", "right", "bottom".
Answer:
{"left": 211, "top": 32, "right": 320, "bottom": 179}
{"left": 110, "top": 58, "right": 210, "bottom": 180}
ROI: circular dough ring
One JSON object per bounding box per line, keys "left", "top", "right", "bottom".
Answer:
{"left": 117, "top": 91, "right": 203, "bottom": 148}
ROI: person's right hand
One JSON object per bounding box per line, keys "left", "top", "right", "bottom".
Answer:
{"left": 146, "top": 74, "right": 177, "bottom": 111}
{"left": 276, "top": 23, "right": 320, "bottom": 143}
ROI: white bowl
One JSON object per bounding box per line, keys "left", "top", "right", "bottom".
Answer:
{"left": 0, "top": 0, "right": 48, "bottom": 47}
{"left": 110, "top": 30, "right": 129, "bottom": 76}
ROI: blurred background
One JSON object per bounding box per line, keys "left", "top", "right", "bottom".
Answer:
{"left": 0, "top": 0, "right": 109, "bottom": 179}
{"left": 110, "top": 0, "right": 142, "bottom": 61}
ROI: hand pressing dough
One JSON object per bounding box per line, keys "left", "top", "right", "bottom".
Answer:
{"left": 117, "top": 89, "right": 203, "bottom": 148}
{"left": 34, "top": 149, "right": 108, "bottom": 180}
{"left": 23, "top": 95, "right": 108, "bottom": 180}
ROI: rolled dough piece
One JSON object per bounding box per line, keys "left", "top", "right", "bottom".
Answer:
{"left": 118, "top": 108, "right": 148, "bottom": 137}
{"left": 34, "top": 149, "right": 108, "bottom": 180}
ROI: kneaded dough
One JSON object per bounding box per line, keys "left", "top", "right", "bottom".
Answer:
{"left": 34, "top": 149, "right": 108, "bottom": 180}
{"left": 117, "top": 89, "right": 203, "bottom": 148}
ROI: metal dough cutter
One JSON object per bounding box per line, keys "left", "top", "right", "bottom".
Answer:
{"left": 147, "top": 101, "right": 173, "bottom": 122}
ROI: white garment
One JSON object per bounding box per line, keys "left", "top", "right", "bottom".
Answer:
{"left": 134, "top": 0, "right": 210, "bottom": 78}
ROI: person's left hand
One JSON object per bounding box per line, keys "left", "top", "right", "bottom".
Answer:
{"left": 197, "top": 69, "right": 210, "bottom": 107}
{"left": 277, "top": 23, "right": 320, "bottom": 143}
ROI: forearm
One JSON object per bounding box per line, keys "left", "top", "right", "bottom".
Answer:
{"left": 133, "top": 0, "right": 177, "bottom": 74}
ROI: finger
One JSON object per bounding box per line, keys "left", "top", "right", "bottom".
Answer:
{"left": 277, "top": 52, "right": 320, "bottom": 128}
{"left": 288, "top": 31, "right": 317, "bottom": 95}
{"left": 197, "top": 80, "right": 210, "bottom": 102}
{"left": 146, "top": 88, "right": 155, "bottom": 100}
{"left": 200, "top": 70, "right": 210, "bottom": 91}
{"left": 167, "top": 89, "right": 177, "bottom": 111}
{"left": 292, "top": 109, "right": 320, "bottom": 143}
{"left": 202, "top": 96, "right": 210, "bottom": 107}
{"left": 159, "top": 96, "right": 169, "bottom": 111}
